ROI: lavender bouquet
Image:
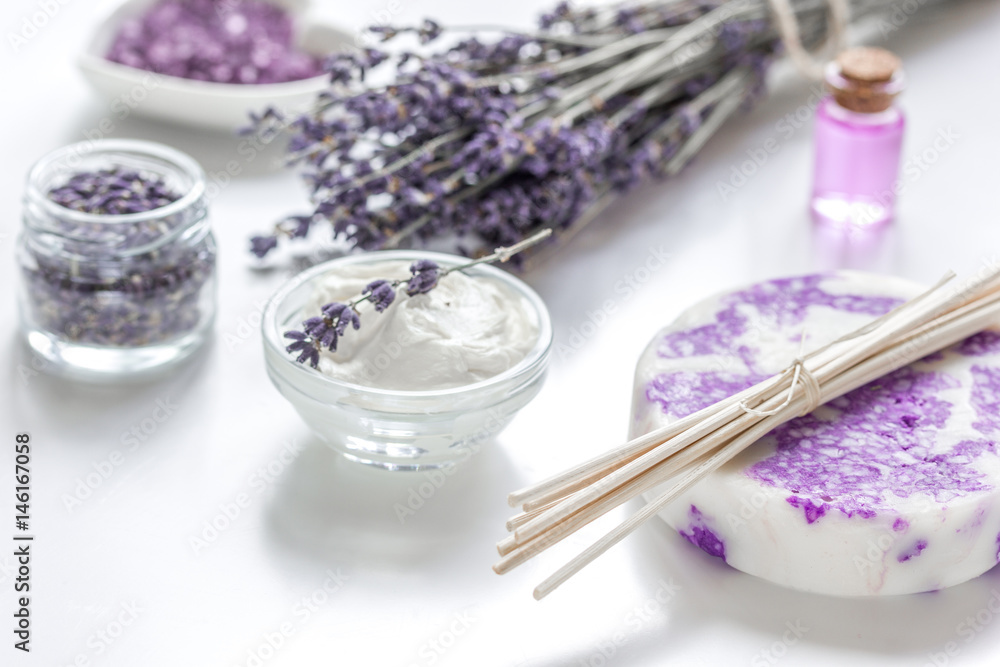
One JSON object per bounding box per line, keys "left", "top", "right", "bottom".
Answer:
{"left": 249, "top": 0, "right": 923, "bottom": 260}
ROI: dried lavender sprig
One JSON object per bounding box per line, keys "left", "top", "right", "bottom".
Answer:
{"left": 249, "top": 0, "right": 941, "bottom": 262}
{"left": 284, "top": 229, "right": 552, "bottom": 368}
{"left": 247, "top": 5, "right": 769, "bottom": 257}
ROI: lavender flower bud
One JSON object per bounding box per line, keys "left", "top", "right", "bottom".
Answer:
{"left": 298, "top": 346, "right": 320, "bottom": 368}
{"left": 250, "top": 235, "right": 279, "bottom": 258}
{"left": 302, "top": 316, "right": 330, "bottom": 338}
{"left": 336, "top": 309, "right": 362, "bottom": 335}
{"left": 406, "top": 260, "right": 441, "bottom": 296}
{"left": 284, "top": 330, "right": 321, "bottom": 367}
{"left": 364, "top": 280, "right": 397, "bottom": 312}
{"left": 321, "top": 302, "right": 348, "bottom": 320}
{"left": 418, "top": 19, "right": 443, "bottom": 44}
{"left": 251, "top": 3, "right": 774, "bottom": 261}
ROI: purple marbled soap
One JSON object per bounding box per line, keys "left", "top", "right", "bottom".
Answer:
{"left": 679, "top": 505, "right": 727, "bottom": 562}
{"left": 632, "top": 271, "right": 1000, "bottom": 596}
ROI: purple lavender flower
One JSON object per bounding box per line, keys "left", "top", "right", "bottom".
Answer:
{"left": 282, "top": 231, "right": 549, "bottom": 369}
{"left": 417, "top": 19, "right": 443, "bottom": 44}
{"left": 245, "top": 0, "right": 783, "bottom": 261}
{"left": 322, "top": 302, "right": 362, "bottom": 335}
{"left": 250, "top": 235, "right": 279, "bottom": 258}
{"left": 406, "top": 260, "right": 440, "bottom": 296}
{"left": 284, "top": 330, "right": 320, "bottom": 367}
{"left": 364, "top": 280, "right": 397, "bottom": 312}
{"left": 48, "top": 168, "right": 180, "bottom": 215}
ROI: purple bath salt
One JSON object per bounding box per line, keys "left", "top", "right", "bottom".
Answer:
{"left": 106, "top": 0, "right": 323, "bottom": 84}
{"left": 631, "top": 271, "right": 1000, "bottom": 596}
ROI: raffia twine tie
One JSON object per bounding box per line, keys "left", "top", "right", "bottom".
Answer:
{"left": 766, "top": 0, "right": 851, "bottom": 79}
{"left": 739, "top": 358, "right": 824, "bottom": 417}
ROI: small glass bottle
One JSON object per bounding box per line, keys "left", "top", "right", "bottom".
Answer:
{"left": 810, "top": 47, "right": 906, "bottom": 229}
{"left": 18, "top": 139, "right": 217, "bottom": 380}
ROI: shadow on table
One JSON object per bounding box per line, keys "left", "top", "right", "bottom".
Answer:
{"left": 615, "top": 507, "right": 1000, "bottom": 662}
{"left": 517, "top": 498, "right": 1000, "bottom": 666}
{"left": 260, "top": 433, "right": 520, "bottom": 577}
{"left": 9, "top": 334, "right": 214, "bottom": 449}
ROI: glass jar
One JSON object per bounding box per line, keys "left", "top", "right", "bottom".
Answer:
{"left": 17, "top": 139, "right": 217, "bottom": 380}
{"left": 810, "top": 47, "right": 906, "bottom": 230}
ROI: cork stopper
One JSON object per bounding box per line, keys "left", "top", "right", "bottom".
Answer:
{"left": 827, "top": 47, "right": 904, "bottom": 113}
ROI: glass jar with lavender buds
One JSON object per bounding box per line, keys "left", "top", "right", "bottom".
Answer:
{"left": 17, "top": 139, "right": 217, "bottom": 379}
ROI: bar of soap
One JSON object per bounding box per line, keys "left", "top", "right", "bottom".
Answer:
{"left": 631, "top": 271, "right": 1000, "bottom": 596}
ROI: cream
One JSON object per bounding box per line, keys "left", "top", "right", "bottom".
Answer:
{"left": 304, "top": 261, "right": 539, "bottom": 391}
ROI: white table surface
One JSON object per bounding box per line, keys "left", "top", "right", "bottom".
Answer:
{"left": 4, "top": 0, "right": 1000, "bottom": 665}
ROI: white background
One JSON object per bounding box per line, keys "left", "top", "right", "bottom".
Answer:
{"left": 3, "top": 0, "right": 1000, "bottom": 665}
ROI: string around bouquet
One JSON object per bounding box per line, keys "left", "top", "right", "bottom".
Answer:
{"left": 767, "top": 0, "right": 851, "bottom": 79}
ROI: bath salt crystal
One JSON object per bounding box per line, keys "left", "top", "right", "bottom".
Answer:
{"left": 106, "top": 0, "right": 323, "bottom": 84}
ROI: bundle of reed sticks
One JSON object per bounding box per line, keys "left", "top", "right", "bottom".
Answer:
{"left": 494, "top": 265, "right": 1000, "bottom": 599}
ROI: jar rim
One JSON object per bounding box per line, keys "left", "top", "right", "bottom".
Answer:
{"left": 25, "top": 138, "right": 207, "bottom": 228}
{"left": 824, "top": 60, "right": 906, "bottom": 97}
{"left": 262, "top": 249, "right": 554, "bottom": 400}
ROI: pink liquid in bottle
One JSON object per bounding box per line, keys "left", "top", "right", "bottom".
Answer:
{"left": 810, "top": 48, "right": 906, "bottom": 230}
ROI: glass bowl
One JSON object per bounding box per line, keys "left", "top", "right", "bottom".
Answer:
{"left": 262, "top": 250, "right": 552, "bottom": 471}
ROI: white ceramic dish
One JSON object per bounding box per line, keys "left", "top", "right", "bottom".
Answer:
{"left": 78, "top": 0, "right": 353, "bottom": 131}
